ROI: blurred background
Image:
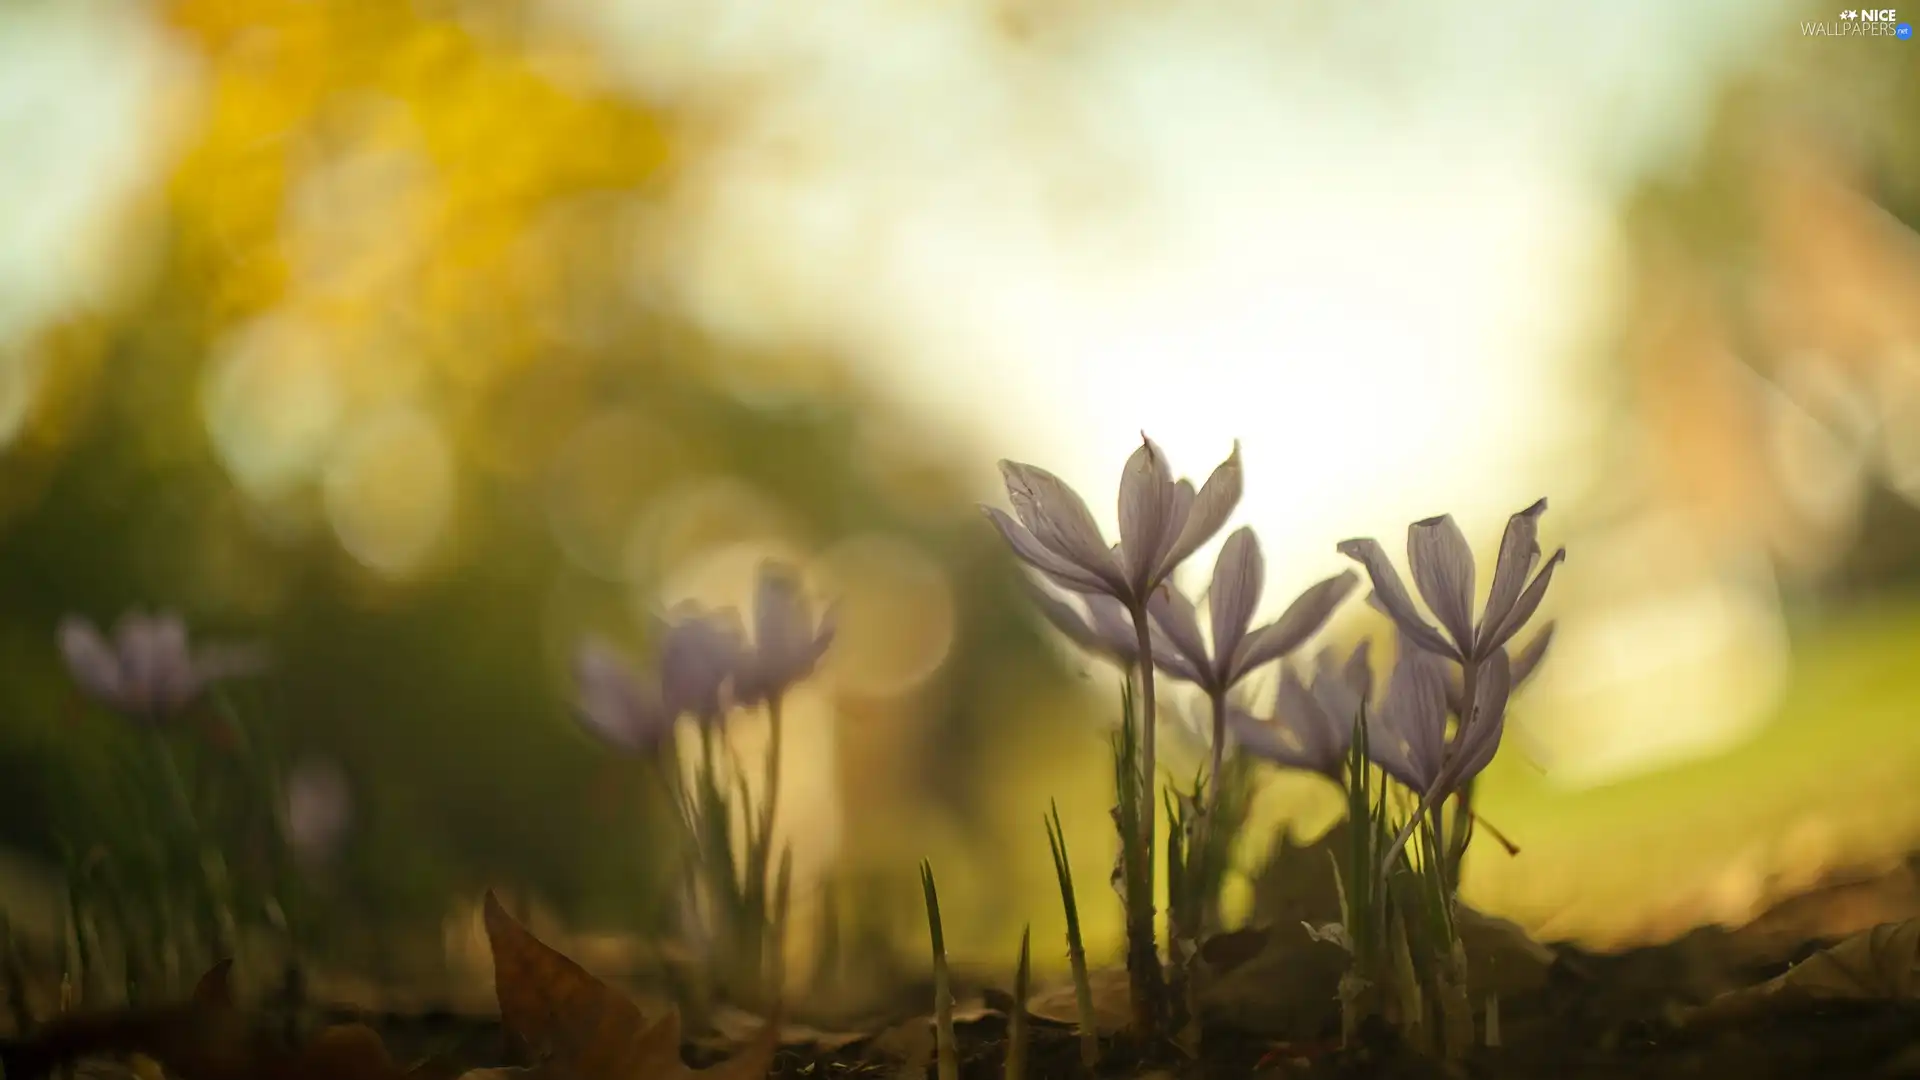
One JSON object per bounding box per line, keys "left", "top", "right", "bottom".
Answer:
{"left": 1, "top": 0, "right": 1918, "bottom": 1005}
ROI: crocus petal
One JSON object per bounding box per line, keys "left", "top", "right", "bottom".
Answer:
{"left": 1027, "top": 578, "right": 1136, "bottom": 665}
{"left": 1275, "top": 665, "right": 1347, "bottom": 773}
{"left": 1227, "top": 703, "right": 1334, "bottom": 778}
{"left": 1483, "top": 547, "right": 1566, "bottom": 655}
{"left": 1117, "top": 437, "right": 1178, "bottom": 588}
{"left": 58, "top": 617, "right": 123, "bottom": 705}
{"left": 122, "top": 613, "right": 196, "bottom": 713}
{"left": 1000, "top": 461, "right": 1123, "bottom": 587}
{"left": 752, "top": 562, "right": 813, "bottom": 668}
{"left": 1341, "top": 639, "right": 1374, "bottom": 706}
{"left": 1085, "top": 595, "right": 1141, "bottom": 657}
{"left": 1147, "top": 583, "right": 1212, "bottom": 684}
{"left": 982, "top": 507, "right": 1110, "bottom": 593}
{"left": 1369, "top": 640, "right": 1450, "bottom": 792}
{"left": 1156, "top": 442, "right": 1242, "bottom": 581}
{"left": 1474, "top": 499, "right": 1547, "bottom": 656}
{"left": 1407, "top": 515, "right": 1477, "bottom": 656}
{"left": 1308, "top": 649, "right": 1364, "bottom": 738}
{"left": 1510, "top": 622, "right": 1555, "bottom": 689}
{"left": 1336, "top": 538, "right": 1459, "bottom": 661}
{"left": 658, "top": 605, "right": 746, "bottom": 722}
{"left": 1207, "top": 527, "right": 1264, "bottom": 671}
{"left": 1149, "top": 638, "right": 1206, "bottom": 684}
{"left": 739, "top": 560, "right": 833, "bottom": 704}
{"left": 1230, "top": 570, "right": 1360, "bottom": 677}
{"left": 574, "top": 640, "right": 673, "bottom": 752}
{"left": 1453, "top": 648, "right": 1513, "bottom": 784}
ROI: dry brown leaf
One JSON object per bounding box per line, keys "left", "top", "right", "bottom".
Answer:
{"left": 481, "top": 889, "right": 778, "bottom": 1080}
{"left": 1687, "top": 918, "right": 1920, "bottom": 1025}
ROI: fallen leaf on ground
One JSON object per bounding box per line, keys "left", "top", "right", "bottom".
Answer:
{"left": 481, "top": 889, "right": 778, "bottom": 1080}
{"left": 1685, "top": 918, "right": 1920, "bottom": 1025}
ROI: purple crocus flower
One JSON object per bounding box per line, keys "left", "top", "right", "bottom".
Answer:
{"left": 1336, "top": 499, "right": 1563, "bottom": 668}
{"left": 1024, "top": 576, "right": 1149, "bottom": 668}
{"left": 573, "top": 637, "right": 677, "bottom": 753}
{"left": 1367, "top": 637, "right": 1514, "bottom": 795}
{"left": 1225, "top": 640, "right": 1373, "bottom": 782}
{"left": 57, "top": 610, "right": 266, "bottom": 721}
{"left": 1149, "top": 527, "right": 1359, "bottom": 698}
{"left": 654, "top": 601, "right": 747, "bottom": 725}
{"left": 733, "top": 560, "right": 836, "bottom": 708}
{"left": 983, "top": 436, "right": 1242, "bottom": 607}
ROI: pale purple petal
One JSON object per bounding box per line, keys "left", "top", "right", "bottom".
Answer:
{"left": 1336, "top": 538, "right": 1459, "bottom": 661}
{"left": 1510, "top": 622, "right": 1555, "bottom": 690}
{"left": 575, "top": 638, "right": 674, "bottom": 752}
{"left": 1207, "top": 527, "right": 1264, "bottom": 668}
{"left": 58, "top": 617, "right": 123, "bottom": 706}
{"left": 1453, "top": 648, "right": 1513, "bottom": 784}
{"left": 1147, "top": 583, "right": 1211, "bottom": 684}
{"left": 1156, "top": 442, "right": 1242, "bottom": 581}
{"left": 1407, "top": 515, "right": 1476, "bottom": 656}
{"left": 1229, "top": 570, "right": 1360, "bottom": 678}
{"left": 1027, "top": 578, "right": 1137, "bottom": 665}
{"left": 1227, "top": 701, "right": 1339, "bottom": 780}
{"left": 1474, "top": 499, "right": 1547, "bottom": 656}
{"left": 1483, "top": 547, "right": 1565, "bottom": 655}
{"left": 1308, "top": 645, "right": 1365, "bottom": 733}
{"left": 1085, "top": 595, "right": 1141, "bottom": 657}
{"left": 657, "top": 605, "right": 745, "bottom": 722}
{"left": 1341, "top": 639, "right": 1374, "bottom": 706}
{"left": 1001, "top": 461, "right": 1123, "bottom": 587}
{"left": 1367, "top": 640, "right": 1450, "bottom": 792}
{"left": 982, "top": 507, "right": 1110, "bottom": 593}
{"left": 1117, "top": 437, "right": 1178, "bottom": 588}
{"left": 117, "top": 613, "right": 196, "bottom": 714}
{"left": 737, "top": 560, "right": 834, "bottom": 704}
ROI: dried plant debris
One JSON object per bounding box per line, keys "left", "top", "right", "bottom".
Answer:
{"left": 1686, "top": 918, "right": 1920, "bottom": 1026}
{"left": 478, "top": 890, "right": 778, "bottom": 1080}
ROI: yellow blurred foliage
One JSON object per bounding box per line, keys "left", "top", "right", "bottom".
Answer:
{"left": 160, "top": 0, "right": 671, "bottom": 388}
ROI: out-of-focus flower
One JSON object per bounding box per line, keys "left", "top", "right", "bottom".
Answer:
{"left": 983, "top": 436, "right": 1241, "bottom": 611}
{"left": 573, "top": 637, "right": 676, "bottom": 753}
{"left": 1149, "top": 526, "right": 1358, "bottom": 697}
{"left": 1225, "top": 641, "right": 1373, "bottom": 781}
{"left": 655, "top": 602, "right": 747, "bottom": 724}
{"left": 57, "top": 610, "right": 266, "bottom": 721}
{"left": 1024, "top": 576, "right": 1148, "bottom": 668}
{"left": 1337, "top": 499, "right": 1563, "bottom": 666}
{"left": 734, "top": 560, "right": 836, "bottom": 707}
{"left": 284, "top": 758, "right": 352, "bottom": 865}
{"left": 1370, "top": 641, "right": 1513, "bottom": 796}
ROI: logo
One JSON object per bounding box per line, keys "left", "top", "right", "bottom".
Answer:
{"left": 1806, "top": 8, "right": 1905, "bottom": 34}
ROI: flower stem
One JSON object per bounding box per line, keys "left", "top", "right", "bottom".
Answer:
{"left": 1126, "top": 600, "right": 1166, "bottom": 1038}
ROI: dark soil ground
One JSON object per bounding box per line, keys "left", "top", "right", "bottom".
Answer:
{"left": 330, "top": 936, "right": 1920, "bottom": 1080}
